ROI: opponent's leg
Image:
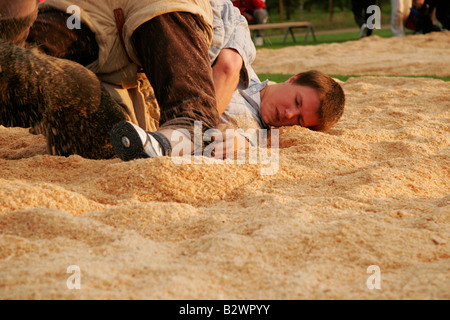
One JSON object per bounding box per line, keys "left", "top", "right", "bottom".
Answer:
{"left": 0, "top": 0, "right": 37, "bottom": 46}
{"left": 0, "top": 40, "right": 129, "bottom": 159}
{"left": 111, "top": 12, "right": 219, "bottom": 160}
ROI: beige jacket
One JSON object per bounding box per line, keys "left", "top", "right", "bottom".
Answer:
{"left": 40, "top": 0, "right": 213, "bottom": 131}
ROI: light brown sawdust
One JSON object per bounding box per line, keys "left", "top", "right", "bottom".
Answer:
{"left": 0, "top": 32, "right": 449, "bottom": 300}
{"left": 254, "top": 32, "right": 450, "bottom": 76}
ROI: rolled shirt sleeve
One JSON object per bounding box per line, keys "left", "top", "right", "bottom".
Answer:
{"left": 209, "top": 0, "right": 256, "bottom": 90}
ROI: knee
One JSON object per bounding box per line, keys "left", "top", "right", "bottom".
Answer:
{"left": 0, "top": 0, "right": 37, "bottom": 18}
{"left": 0, "top": 0, "right": 37, "bottom": 45}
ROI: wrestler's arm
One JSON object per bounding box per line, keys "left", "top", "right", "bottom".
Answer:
{"left": 209, "top": 0, "right": 255, "bottom": 116}
{"left": 212, "top": 48, "right": 243, "bottom": 115}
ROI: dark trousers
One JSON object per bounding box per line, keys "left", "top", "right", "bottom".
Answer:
{"left": 412, "top": 13, "right": 441, "bottom": 33}
{"left": 436, "top": 0, "right": 450, "bottom": 29}
{"left": 426, "top": 0, "right": 450, "bottom": 29}
{"left": 131, "top": 12, "right": 218, "bottom": 138}
{"left": 351, "top": 0, "right": 376, "bottom": 36}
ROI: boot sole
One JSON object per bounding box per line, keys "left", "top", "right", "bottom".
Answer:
{"left": 110, "top": 121, "right": 146, "bottom": 161}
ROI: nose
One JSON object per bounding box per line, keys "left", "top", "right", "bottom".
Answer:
{"left": 284, "top": 107, "right": 299, "bottom": 120}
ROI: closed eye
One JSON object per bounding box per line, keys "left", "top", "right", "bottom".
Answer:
{"left": 298, "top": 115, "right": 304, "bottom": 127}
{"left": 297, "top": 94, "right": 304, "bottom": 127}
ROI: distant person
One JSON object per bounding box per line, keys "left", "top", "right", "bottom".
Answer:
{"left": 351, "top": 0, "right": 377, "bottom": 38}
{"left": 232, "top": 0, "right": 268, "bottom": 46}
{"left": 405, "top": 0, "right": 441, "bottom": 34}
{"left": 391, "top": 0, "right": 413, "bottom": 36}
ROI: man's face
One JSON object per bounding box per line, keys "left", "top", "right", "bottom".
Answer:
{"left": 259, "top": 83, "right": 320, "bottom": 128}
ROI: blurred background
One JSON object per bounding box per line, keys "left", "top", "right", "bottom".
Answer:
{"left": 265, "top": 0, "right": 390, "bottom": 28}
{"left": 255, "top": 0, "right": 393, "bottom": 47}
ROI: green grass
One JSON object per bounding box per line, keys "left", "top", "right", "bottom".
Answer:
{"left": 257, "top": 73, "right": 450, "bottom": 83}
{"left": 268, "top": 0, "right": 391, "bottom": 31}
{"left": 268, "top": 10, "right": 361, "bottom": 32}
{"left": 258, "top": 28, "right": 392, "bottom": 49}
{"left": 265, "top": 3, "right": 392, "bottom": 32}
{"left": 257, "top": 3, "right": 394, "bottom": 49}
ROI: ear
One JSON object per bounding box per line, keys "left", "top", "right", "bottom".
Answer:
{"left": 286, "top": 74, "right": 299, "bottom": 84}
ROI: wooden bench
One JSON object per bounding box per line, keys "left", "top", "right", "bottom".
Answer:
{"left": 248, "top": 21, "right": 317, "bottom": 44}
